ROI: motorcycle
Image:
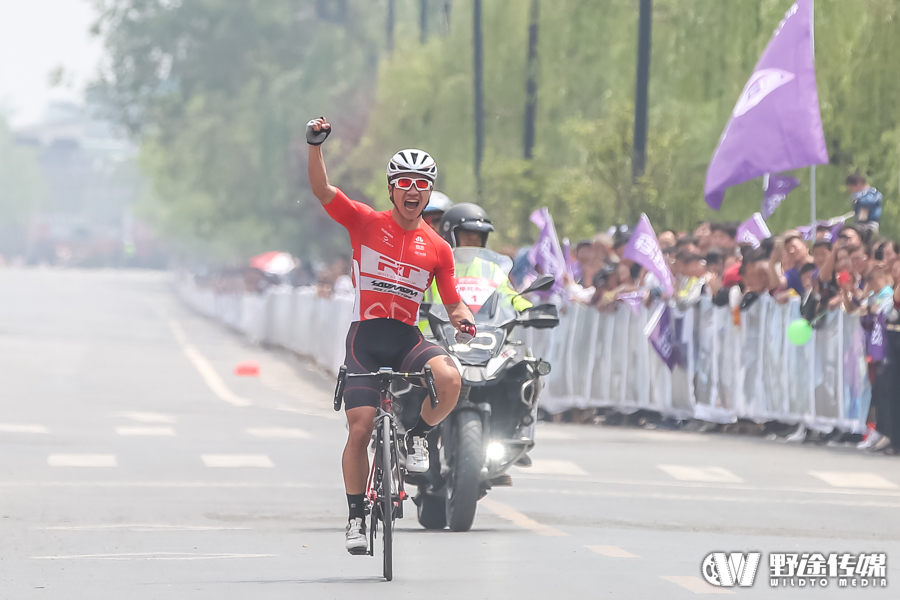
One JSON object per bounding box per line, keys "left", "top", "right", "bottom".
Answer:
{"left": 396, "top": 247, "right": 560, "bottom": 532}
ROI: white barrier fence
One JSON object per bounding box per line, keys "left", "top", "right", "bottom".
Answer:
{"left": 177, "top": 275, "right": 871, "bottom": 434}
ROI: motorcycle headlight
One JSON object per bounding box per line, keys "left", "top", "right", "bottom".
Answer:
{"left": 486, "top": 442, "right": 505, "bottom": 461}
{"left": 536, "top": 360, "right": 551, "bottom": 376}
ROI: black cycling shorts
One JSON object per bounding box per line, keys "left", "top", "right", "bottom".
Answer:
{"left": 342, "top": 318, "right": 448, "bottom": 410}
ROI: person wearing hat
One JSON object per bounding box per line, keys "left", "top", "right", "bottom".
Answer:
{"left": 422, "top": 191, "right": 453, "bottom": 233}
{"left": 419, "top": 204, "right": 531, "bottom": 335}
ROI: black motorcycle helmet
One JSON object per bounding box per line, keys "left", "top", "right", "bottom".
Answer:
{"left": 439, "top": 203, "right": 495, "bottom": 248}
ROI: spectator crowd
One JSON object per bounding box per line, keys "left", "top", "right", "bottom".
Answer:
{"left": 553, "top": 173, "right": 898, "bottom": 454}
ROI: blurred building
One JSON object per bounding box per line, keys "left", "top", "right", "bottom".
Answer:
{"left": 14, "top": 101, "right": 164, "bottom": 267}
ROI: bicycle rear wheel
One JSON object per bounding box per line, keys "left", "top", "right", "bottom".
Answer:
{"left": 380, "top": 415, "right": 394, "bottom": 581}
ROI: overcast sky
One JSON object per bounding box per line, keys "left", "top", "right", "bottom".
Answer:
{"left": 0, "top": 0, "right": 103, "bottom": 127}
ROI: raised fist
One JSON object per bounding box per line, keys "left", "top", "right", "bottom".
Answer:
{"left": 306, "top": 117, "right": 332, "bottom": 146}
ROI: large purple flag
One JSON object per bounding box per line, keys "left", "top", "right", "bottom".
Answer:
{"left": 736, "top": 213, "right": 772, "bottom": 249}
{"left": 527, "top": 208, "right": 566, "bottom": 291}
{"left": 623, "top": 214, "right": 674, "bottom": 296}
{"left": 762, "top": 173, "right": 800, "bottom": 219}
{"left": 705, "top": 0, "right": 828, "bottom": 210}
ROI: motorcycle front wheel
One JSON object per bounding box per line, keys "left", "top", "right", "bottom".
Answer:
{"left": 445, "top": 411, "right": 483, "bottom": 532}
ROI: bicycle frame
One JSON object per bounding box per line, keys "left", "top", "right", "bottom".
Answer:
{"left": 334, "top": 365, "right": 439, "bottom": 581}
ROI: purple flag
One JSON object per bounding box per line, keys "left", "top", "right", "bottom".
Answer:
{"left": 863, "top": 313, "right": 887, "bottom": 362}
{"left": 736, "top": 213, "right": 772, "bottom": 249}
{"left": 623, "top": 214, "right": 674, "bottom": 296}
{"left": 705, "top": 0, "right": 828, "bottom": 210}
{"left": 762, "top": 173, "right": 800, "bottom": 219}
{"left": 527, "top": 208, "right": 566, "bottom": 291}
{"left": 616, "top": 291, "right": 645, "bottom": 316}
{"left": 796, "top": 213, "right": 852, "bottom": 241}
{"left": 645, "top": 304, "right": 677, "bottom": 370}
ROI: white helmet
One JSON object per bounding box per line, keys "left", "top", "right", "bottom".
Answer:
{"left": 423, "top": 191, "right": 453, "bottom": 217}
{"left": 386, "top": 149, "right": 437, "bottom": 183}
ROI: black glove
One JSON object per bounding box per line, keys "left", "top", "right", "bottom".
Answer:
{"left": 306, "top": 118, "right": 331, "bottom": 146}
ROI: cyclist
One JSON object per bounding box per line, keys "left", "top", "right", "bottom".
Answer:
{"left": 306, "top": 117, "right": 476, "bottom": 555}
{"left": 422, "top": 191, "right": 453, "bottom": 233}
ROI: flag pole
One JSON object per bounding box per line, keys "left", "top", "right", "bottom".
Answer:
{"left": 809, "top": 0, "right": 816, "bottom": 229}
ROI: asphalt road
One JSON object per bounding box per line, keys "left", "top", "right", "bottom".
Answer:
{"left": 2, "top": 269, "right": 899, "bottom": 598}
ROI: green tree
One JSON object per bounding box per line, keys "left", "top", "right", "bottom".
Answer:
{"left": 95, "top": 0, "right": 900, "bottom": 256}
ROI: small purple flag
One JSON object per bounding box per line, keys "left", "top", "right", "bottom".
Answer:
{"left": 827, "top": 222, "right": 844, "bottom": 243}
{"left": 645, "top": 304, "right": 678, "bottom": 370}
{"left": 705, "top": 0, "right": 828, "bottom": 210}
{"left": 762, "top": 173, "right": 800, "bottom": 219}
{"left": 863, "top": 313, "right": 887, "bottom": 362}
{"left": 623, "top": 214, "right": 675, "bottom": 296}
{"left": 736, "top": 213, "right": 772, "bottom": 249}
{"left": 527, "top": 208, "right": 566, "bottom": 291}
{"left": 616, "top": 291, "right": 645, "bottom": 316}
{"left": 796, "top": 213, "right": 852, "bottom": 241}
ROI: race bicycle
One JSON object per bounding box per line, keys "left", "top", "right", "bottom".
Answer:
{"left": 333, "top": 364, "right": 439, "bottom": 581}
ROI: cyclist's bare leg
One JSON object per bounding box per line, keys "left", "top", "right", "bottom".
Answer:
{"left": 419, "top": 355, "right": 461, "bottom": 426}
{"left": 343, "top": 406, "right": 376, "bottom": 494}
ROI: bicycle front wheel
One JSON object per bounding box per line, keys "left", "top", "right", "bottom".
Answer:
{"left": 380, "top": 415, "right": 394, "bottom": 581}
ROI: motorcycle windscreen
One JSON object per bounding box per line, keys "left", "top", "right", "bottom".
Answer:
{"left": 457, "top": 276, "right": 499, "bottom": 313}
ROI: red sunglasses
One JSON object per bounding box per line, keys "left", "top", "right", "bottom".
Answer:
{"left": 391, "top": 177, "right": 433, "bottom": 191}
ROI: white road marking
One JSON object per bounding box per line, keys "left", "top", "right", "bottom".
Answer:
{"left": 48, "top": 454, "right": 116, "bottom": 467}
{"left": 31, "top": 552, "right": 275, "bottom": 561}
{"left": 167, "top": 318, "right": 252, "bottom": 407}
{"left": 519, "top": 459, "right": 588, "bottom": 476}
{"left": 246, "top": 427, "right": 311, "bottom": 439}
{"left": 809, "top": 471, "right": 898, "bottom": 490}
{"left": 661, "top": 576, "right": 735, "bottom": 594}
{"left": 116, "top": 426, "right": 175, "bottom": 436}
{"left": 120, "top": 412, "right": 176, "bottom": 424}
{"left": 517, "top": 485, "right": 900, "bottom": 508}
{"left": 201, "top": 454, "right": 274, "bottom": 468}
{"left": 480, "top": 498, "right": 567, "bottom": 537}
{"left": 274, "top": 404, "right": 343, "bottom": 421}
{"left": 0, "top": 481, "right": 341, "bottom": 489}
{"left": 0, "top": 423, "right": 48, "bottom": 433}
{"left": 658, "top": 465, "right": 743, "bottom": 483}
{"left": 586, "top": 545, "right": 639, "bottom": 558}
{"left": 38, "top": 524, "right": 250, "bottom": 532}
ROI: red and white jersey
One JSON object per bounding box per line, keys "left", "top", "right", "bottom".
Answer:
{"left": 324, "top": 188, "right": 461, "bottom": 326}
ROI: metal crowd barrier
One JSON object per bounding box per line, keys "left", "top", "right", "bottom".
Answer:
{"left": 176, "top": 275, "right": 871, "bottom": 434}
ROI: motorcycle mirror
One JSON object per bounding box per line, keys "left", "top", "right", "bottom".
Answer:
{"left": 520, "top": 274, "right": 555, "bottom": 295}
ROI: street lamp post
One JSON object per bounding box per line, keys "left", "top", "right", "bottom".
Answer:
{"left": 473, "top": 0, "right": 484, "bottom": 196}
{"left": 632, "top": 0, "right": 652, "bottom": 181}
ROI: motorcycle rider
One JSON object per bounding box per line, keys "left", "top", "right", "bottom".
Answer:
{"left": 436, "top": 203, "right": 532, "bottom": 312}
{"left": 433, "top": 203, "right": 536, "bottom": 468}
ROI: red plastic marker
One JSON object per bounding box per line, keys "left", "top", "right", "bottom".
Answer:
{"left": 234, "top": 360, "right": 261, "bottom": 377}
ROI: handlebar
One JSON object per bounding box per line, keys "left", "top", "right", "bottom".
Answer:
{"left": 333, "top": 365, "right": 440, "bottom": 412}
